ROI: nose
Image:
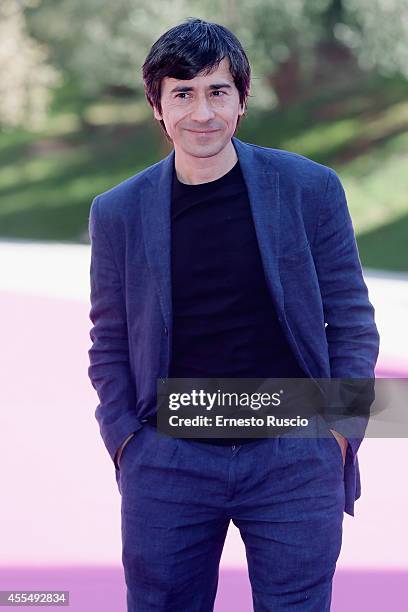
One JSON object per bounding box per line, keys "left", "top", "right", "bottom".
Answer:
{"left": 189, "top": 96, "right": 216, "bottom": 122}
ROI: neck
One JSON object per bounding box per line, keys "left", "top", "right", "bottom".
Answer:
{"left": 174, "top": 140, "right": 238, "bottom": 185}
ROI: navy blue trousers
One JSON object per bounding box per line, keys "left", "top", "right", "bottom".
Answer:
{"left": 117, "top": 420, "right": 345, "bottom": 611}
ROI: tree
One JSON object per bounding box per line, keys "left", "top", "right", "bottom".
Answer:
{"left": 9, "top": 0, "right": 408, "bottom": 129}
{"left": 0, "top": 0, "right": 59, "bottom": 129}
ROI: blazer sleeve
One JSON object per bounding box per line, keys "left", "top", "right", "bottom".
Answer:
{"left": 311, "top": 169, "right": 380, "bottom": 461}
{"left": 87, "top": 195, "right": 143, "bottom": 468}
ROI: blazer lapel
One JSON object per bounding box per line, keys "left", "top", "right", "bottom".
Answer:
{"left": 140, "top": 149, "right": 174, "bottom": 331}
{"left": 231, "top": 137, "right": 283, "bottom": 316}
{"left": 141, "top": 136, "right": 284, "bottom": 334}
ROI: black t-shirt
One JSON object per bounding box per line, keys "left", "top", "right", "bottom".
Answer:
{"left": 168, "top": 157, "right": 306, "bottom": 444}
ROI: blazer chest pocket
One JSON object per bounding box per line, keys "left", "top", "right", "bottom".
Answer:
{"left": 278, "top": 243, "right": 313, "bottom": 271}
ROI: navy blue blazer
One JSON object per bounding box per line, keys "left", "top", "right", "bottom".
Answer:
{"left": 88, "top": 136, "right": 380, "bottom": 516}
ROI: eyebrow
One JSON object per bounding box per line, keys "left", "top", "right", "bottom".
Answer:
{"left": 169, "top": 82, "right": 233, "bottom": 94}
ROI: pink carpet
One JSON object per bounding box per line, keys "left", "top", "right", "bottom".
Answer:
{"left": 1, "top": 566, "right": 408, "bottom": 611}
{"left": 2, "top": 289, "right": 407, "bottom": 610}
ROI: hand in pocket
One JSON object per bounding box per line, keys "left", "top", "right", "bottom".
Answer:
{"left": 329, "top": 429, "right": 347, "bottom": 466}
{"left": 116, "top": 432, "right": 137, "bottom": 470}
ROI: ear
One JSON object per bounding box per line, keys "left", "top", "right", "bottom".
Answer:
{"left": 153, "top": 106, "right": 162, "bottom": 121}
{"left": 238, "top": 101, "right": 245, "bottom": 116}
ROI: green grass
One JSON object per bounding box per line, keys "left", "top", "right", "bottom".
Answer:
{"left": 0, "top": 102, "right": 160, "bottom": 242}
{"left": 0, "top": 72, "right": 407, "bottom": 272}
{"left": 239, "top": 72, "right": 408, "bottom": 270}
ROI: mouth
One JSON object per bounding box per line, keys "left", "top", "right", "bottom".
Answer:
{"left": 186, "top": 129, "right": 219, "bottom": 134}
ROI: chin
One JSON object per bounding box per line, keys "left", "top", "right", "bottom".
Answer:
{"left": 182, "top": 134, "right": 230, "bottom": 154}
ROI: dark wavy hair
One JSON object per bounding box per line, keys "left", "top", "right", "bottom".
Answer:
{"left": 142, "top": 18, "right": 251, "bottom": 140}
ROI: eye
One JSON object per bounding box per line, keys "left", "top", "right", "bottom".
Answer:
{"left": 174, "top": 90, "right": 226, "bottom": 99}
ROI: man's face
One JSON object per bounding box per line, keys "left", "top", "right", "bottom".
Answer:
{"left": 153, "top": 57, "right": 245, "bottom": 158}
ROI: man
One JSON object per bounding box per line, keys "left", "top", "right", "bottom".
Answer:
{"left": 88, "top": 17, "right": 380, "bottom": 611}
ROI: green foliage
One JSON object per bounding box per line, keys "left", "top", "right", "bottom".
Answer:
{"left": 22, "top": 0, "right": 408, "bottom": 119}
